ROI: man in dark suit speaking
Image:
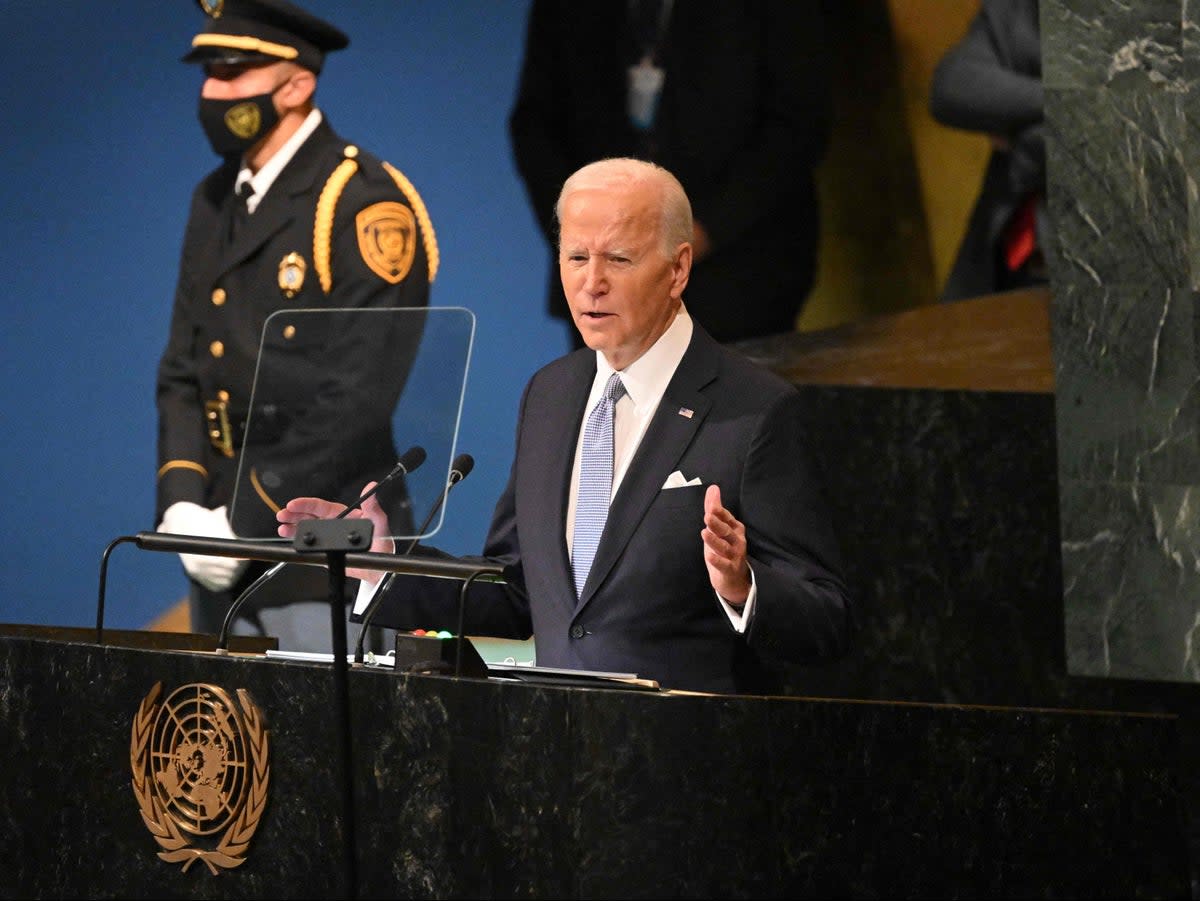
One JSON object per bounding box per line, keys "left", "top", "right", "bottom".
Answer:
{"left": 277, "top": 158, "right": 852, "bottom": 694}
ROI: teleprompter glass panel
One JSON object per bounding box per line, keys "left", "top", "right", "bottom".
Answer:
{"left": 229, "top": 306, "right": 474, "bottom": 544}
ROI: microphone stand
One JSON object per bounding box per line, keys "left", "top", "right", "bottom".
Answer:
{"left": 126, "top": 532, "right": 504, "bottom": 581}
{"left": 454, "top": 570, "right": 492, "bottom": 677}
{"left": 102, "top": 527, "right": 504, "bottom": 901}
{"left": 95, "top": 535, "right": 138, "bottom": 644}
{"left": 286, "top": 517, "right": 373, "bottom": 901}
{"left": 352, "top": 457, "right": 473, "bottom": 666}
{"left": 215, "top": 447, "right": 426, "bottom": 653}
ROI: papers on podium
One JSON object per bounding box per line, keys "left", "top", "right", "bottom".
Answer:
{"left": 263, "top": 650, "right": 661, "bottom": 690}
{"left": 487, "top": 662, "right": 660, "bottom": 691}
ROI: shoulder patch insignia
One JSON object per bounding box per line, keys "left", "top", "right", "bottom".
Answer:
{"left": 356, "top": 202, "right": 417, "bottom": 284}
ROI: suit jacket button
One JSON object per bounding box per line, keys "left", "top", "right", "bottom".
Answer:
{"left": 569, "top": 625, "right": 584, "bottom": 640}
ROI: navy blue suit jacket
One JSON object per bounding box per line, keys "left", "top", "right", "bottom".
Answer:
{"left": 379, "top": 325, "right": 852, "bottom": 693}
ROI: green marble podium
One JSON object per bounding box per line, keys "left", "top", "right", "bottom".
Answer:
{"left": 0, "top": 630, "right": 1187, "bottom": 899}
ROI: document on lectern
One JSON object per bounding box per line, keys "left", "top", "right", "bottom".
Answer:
{"left": 264, "top": 649, "right": 396, "bottom": 667}
{"left": 487, "top": 662, "right": 661, "bottom": 691}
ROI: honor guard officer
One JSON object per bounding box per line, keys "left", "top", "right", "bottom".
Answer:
{"left": 155, "top": 0, "right": 438, "bottom": 651}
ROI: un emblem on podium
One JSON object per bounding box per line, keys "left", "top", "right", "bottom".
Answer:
{"left": 130, "top": 681, "right": 270, "bottom": 873}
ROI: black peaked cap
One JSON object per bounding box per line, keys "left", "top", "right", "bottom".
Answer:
{"left": 182, "top": 0, "right": 349, "bottom": 74}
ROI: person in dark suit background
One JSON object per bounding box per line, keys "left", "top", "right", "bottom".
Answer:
{"left": 930, "top": 0, "right": 1048, "bottom": 301}
{"left": 278, "top": 157, "right": 852, "bottom": 694}
{"left": 508, "top": 0, "right": 832, "bottom": 347}
{"left": 154, "top": 0, "right": 437, "bottom": 651}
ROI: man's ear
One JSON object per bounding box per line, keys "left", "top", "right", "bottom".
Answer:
{"left": 670, "top": 242, "right": 693, "bottom": 300}
{"left": 279, "top": 69, "right": 317, "bottom": 110}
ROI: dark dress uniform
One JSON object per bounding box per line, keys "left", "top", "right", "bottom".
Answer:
{"left": 156, "top": 115, "right": 437, "bottom": 640}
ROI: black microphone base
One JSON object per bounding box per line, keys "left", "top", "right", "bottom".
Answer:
{"left": 393, "top": 632, "right": 488, "bottom": 678}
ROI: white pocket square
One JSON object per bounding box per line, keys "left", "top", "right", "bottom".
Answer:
{"left": 662, "top": 470, "right": 702, "bottom": 490}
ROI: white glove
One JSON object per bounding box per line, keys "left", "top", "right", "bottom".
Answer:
{"left": 157, "top": 502, "right": 249, "bottom": 592}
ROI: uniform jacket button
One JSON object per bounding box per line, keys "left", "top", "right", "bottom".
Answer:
{"left": 569, "top": 624, "right": 584, "bottom": 639}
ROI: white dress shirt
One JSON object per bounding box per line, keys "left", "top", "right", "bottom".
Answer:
{"left": 234, "top": 108, "right": 324, "bottom": 212}
{"left": 567, "top": 306, "right": 756, "bottom": 631}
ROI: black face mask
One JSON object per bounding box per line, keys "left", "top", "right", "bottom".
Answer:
{"left": 197, "top": 90, "right": 281, "bottom": 158}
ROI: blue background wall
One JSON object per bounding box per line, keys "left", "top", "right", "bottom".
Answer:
{"left": 0, "top": 1, "right": 567, "bottom": 630}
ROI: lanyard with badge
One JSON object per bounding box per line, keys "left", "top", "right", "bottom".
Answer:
{"left": 627, "top": 0, "right": 673, "bottom": 132}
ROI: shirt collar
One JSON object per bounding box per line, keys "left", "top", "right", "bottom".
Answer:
{"left": 235, "top": 108, "right": 323, "bottom": 211}
{"left": 593, "top": 304, "right": 693, "bottom": 409}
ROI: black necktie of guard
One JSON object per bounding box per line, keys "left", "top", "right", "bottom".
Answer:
{"left": 229, "top": 181, "right": 254, "bottom": 241}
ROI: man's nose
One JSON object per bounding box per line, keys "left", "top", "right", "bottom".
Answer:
{"left": 201, "top": 78, "right": 232, "bottom": 99}
{"left": 582, "top": 259, "right": 607, "bottom": 295}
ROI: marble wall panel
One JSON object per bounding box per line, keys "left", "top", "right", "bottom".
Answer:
{"left": 1046, "top": 86, "right": 1186, "bottom": 292}
{"left": 1048, "top": 0, "right": 1200, "bottom": 685}
{"left": 1051, "top": 282, "right": 1200, "bottom": 484}
{"left": 1043, "top": 0, "right": 1183, "bottom": 90}
{"left": 1059, "top": 476, "right": 1200, "bottom": 679}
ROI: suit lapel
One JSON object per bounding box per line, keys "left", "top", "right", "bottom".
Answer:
{"left": 216, "top": 120, "right": 337, "bottom": 277}
{"left": 577, "top": 328, "right": 719, "bottom": 607}
{"left": 529, "top": 353, "right": 596, "bottom": 613}
{"left": 182, "top": 165, "right": 236, "bottom": 302}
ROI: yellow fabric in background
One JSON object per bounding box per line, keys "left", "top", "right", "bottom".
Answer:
{"left": 798, "top": 0, "right": 989, "bottom": 333}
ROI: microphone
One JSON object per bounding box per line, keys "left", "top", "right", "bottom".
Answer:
{"left": 400, "top": 453, "right": 473, "bottom": 554}
{"left": 333, "top": 445, "right": 426, "bottom": 521}
{"left": 353, "top": 453, "right": 475, "bottom": 666}
{"left": 214, "top": 445, "right": 427, "bottom": 652}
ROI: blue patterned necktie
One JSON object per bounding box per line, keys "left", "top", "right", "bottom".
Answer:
{"left": 571, "top": 372, "right": 627, "bottom": 598}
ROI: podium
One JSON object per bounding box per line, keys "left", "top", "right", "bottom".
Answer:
{"left": 0, "top": 631, "right": 1187, "bottom": 899}
{"left": 4, "top": 288, "right": 1191, "bottom": 897}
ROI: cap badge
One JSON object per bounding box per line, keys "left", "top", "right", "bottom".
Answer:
{"left": 197, "top": 0, "right": 224, "bottom": 19}
{"left": 356, "top": 202, "right": 417, "bottom": 284}
{"left": 278, "top": 252, "right": 307, "bottom": 298}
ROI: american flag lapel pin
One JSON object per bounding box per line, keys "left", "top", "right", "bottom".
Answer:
{"left": 678, "top": 407, "right": 694, "bottom": 419}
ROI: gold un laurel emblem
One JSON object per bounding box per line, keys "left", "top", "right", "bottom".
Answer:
{"left": 131, "top": 681, "right": 270, "bottom": 873}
